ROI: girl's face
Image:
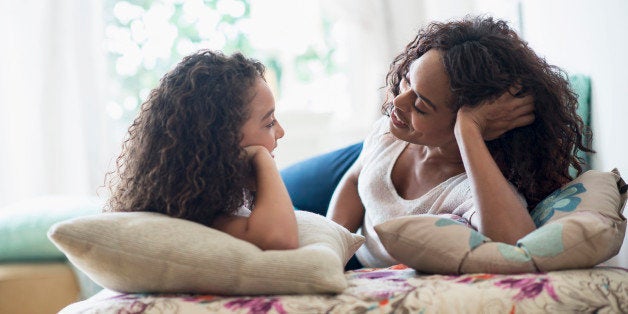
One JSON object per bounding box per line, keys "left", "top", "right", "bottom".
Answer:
{"left": 388, "top": 49, "right": 457, "bottom": 147}
{"left": 240, "top": 78, "right": 285, "bottom": 157}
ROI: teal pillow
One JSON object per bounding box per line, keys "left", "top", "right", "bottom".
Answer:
{"left": 0, "top": 195, "right": 103, "bottom": 262}
{"left": 568, "top": 74, "right": 591, "bottom": 177}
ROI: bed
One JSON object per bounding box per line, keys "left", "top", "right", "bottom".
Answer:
{"left": 60, "top": 264, "right": 627, "bottom": 313}
{"left": 49, "top": 142, "right": 627, "bottom": 314}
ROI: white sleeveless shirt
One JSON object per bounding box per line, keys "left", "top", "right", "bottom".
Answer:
{"left": 355, "top": 117, "right": 477, "bottom": 268}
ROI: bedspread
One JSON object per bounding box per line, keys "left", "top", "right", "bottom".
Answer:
{"left": 60, "top": 265, "right": 628, "bottom": 313}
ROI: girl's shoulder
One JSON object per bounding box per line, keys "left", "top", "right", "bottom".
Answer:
{"left": 210, "top": 205, "right": 250, "bottom": 232}
{"left": 234, "top": 206, "right": 252, "bottom": 217}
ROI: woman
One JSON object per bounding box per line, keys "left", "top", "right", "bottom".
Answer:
{"left": 327, "top": 16, "right": 592, "bottom": 268}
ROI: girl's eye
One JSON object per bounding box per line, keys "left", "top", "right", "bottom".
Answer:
{"left": 265, "top": 119, "right": 276, "bottom": 128}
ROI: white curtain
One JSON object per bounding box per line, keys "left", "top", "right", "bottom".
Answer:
{"left": 0, "top": 1, "right": 113, "bottom": 208}
{"left": 274, "top": 0, "right": 430, "bottom": 168}
{"left": 0, "top": 0, "right": 424, "bottom": 204}
{"left": 0, "top": 0, "right": 403, "bottom": 206}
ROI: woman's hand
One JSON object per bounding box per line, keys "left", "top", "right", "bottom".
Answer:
{"left": 457, "top": 88, "right": 535, "bottom": 141}
{"left": 454, "top": 87, "right": 537, "bottom": 244}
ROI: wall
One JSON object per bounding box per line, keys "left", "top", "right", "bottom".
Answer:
{"left": 520, "top": 0, "right": 628, "bottom": 267}
{"left": 521, "top": 0, "right": 628, "bottom": 177}
{"left": 275, "top": 0, "right": 427, "bottom": 169}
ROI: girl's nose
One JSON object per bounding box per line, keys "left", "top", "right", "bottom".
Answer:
{"left": 276, "top": 121, "right": 285, "bottom": 139}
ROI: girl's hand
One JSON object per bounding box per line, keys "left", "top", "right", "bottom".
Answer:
{"left": 215, "top": 144, "right": 298, "bottom": 250}
{"left": 242, "top": 145, "right": 274, "bottom": 171}
{"left": 242, "top": 145, "right": 272, "bottom": 191}
{"left": 456, "top": 88, "right": 535, "bottom": 141}
{"left": 243, "top": 145, "right": 269, "bottom": 161}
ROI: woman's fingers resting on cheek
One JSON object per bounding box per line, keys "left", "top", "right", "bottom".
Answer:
{"left": 457, "top": 91, "right": 536, "bottom": 141}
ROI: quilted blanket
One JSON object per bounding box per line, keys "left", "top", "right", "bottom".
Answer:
{"left": 60, "top": 265, "right": 628, "bottom": 313}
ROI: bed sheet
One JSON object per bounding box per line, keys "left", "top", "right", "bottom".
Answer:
{"left": 60, "top": 265, "right": 628, "bottom": 313}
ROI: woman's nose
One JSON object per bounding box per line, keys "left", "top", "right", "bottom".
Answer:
{"left": 392, "top": 89, "right": 413, "bottom": 111}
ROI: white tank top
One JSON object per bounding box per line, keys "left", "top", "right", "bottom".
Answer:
{"left": 355, "top": 117, "right": 477, "bottom": 268}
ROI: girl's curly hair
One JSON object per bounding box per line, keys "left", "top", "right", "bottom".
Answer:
{"left": 383, "top": 16, "right": 593, "bottom": 209}
{"left": 105, "top": 50, "right": 265, "bottom": 226}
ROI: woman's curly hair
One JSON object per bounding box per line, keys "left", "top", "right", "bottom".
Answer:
{"left": 383, "top": 16, "right": 593, "bottom": 209}
{"left": 105, "top": 50, "right": 265, "bottom": 226}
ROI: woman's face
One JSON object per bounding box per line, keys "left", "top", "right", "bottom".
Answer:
{"left": 388, "top": 49, "right": 457, "bottom": 147}
{"left": 239, "top": 78, "right": 285, "bottom": 157}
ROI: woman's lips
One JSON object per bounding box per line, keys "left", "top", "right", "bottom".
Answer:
{"left": 390, "top": 108, "right": 408, "bottom": 128}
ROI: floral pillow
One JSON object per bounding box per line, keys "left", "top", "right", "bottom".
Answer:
{"left": 375, "top": 169, "right": 627, "bottom": 274}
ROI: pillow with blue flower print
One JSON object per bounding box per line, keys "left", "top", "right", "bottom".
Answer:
{"left": 374, "top": 169, "right": 627, "bottom": 274}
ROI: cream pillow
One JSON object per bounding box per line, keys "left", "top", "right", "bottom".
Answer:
{"left": 48, "top": 210, "right": 364, "bottom": 295}
{"left": 375, "top": 169, "right": 627, "bottom": 274}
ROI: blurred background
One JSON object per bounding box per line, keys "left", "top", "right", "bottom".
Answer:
{"left": 1, "top": 0, "right": 627, "bottom": 266}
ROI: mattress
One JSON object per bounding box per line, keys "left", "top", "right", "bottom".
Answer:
{"left": 59, "top": 264, "right": 628, "bottom": 313}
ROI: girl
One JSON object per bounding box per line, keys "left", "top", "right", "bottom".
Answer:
{"left": 106, "top": 50, "right": 298, "bottom": 251}
{"left": 328, "top": 16, "right": 592, "bottom": 268}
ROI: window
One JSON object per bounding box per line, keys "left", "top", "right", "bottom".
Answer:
{"left": 103, "top": 0, "right": 375, "bottom": 167}
{"left": 106, "top": 0, "right": 346, "bottom": 119}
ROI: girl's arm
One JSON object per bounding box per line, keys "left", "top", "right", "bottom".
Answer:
{"left": 215, "top": 146, "right": 298, "bottom": 250}
{"left": 327, "top": 160, "right": 365, "bottom": 233}
{"left": 455, "top": 91, "right": 537, "bottom": 244}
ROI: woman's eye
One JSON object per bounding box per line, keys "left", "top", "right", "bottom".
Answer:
{"left": 413, "top": 101, "right": 427, "bottom": 115}
{"left": 266, "top": 119, "right": 276, "bottom": 128}
{"left": 414, "top": 107, "right": 426, "bottom": 115}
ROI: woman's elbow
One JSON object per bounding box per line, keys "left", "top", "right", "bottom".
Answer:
{"left": 482, "top": 226, "right": 536, "bottom": 245}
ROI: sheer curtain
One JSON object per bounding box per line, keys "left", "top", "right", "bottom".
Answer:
{"left": 274, "top": 0, "right": 428, "bottom": 168}
{"left": 0, "top": 0, "right": 419, "bottom": 206}
{"left": 0, "top": 0, "right": 404, "bottom": 206}
{"left": 0, "top": 1, "right": 113, "bottom": 208}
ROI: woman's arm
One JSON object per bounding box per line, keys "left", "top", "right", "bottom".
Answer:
{"left": 455, "top": 91, "right": 536, "bottom": 244}
{"left": 327, "top": 160, "right": 365, "bottom": 233}
{"left": 215, "top": 146, "right": 298, "bottom": 250}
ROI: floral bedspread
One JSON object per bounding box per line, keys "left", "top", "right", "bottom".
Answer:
{"left": 60, "top": 265, "right": 628, "bottom": 313}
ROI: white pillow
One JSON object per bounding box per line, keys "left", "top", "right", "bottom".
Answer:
{"left": 48, "top": 210, "right": 364, "bottom": 295}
